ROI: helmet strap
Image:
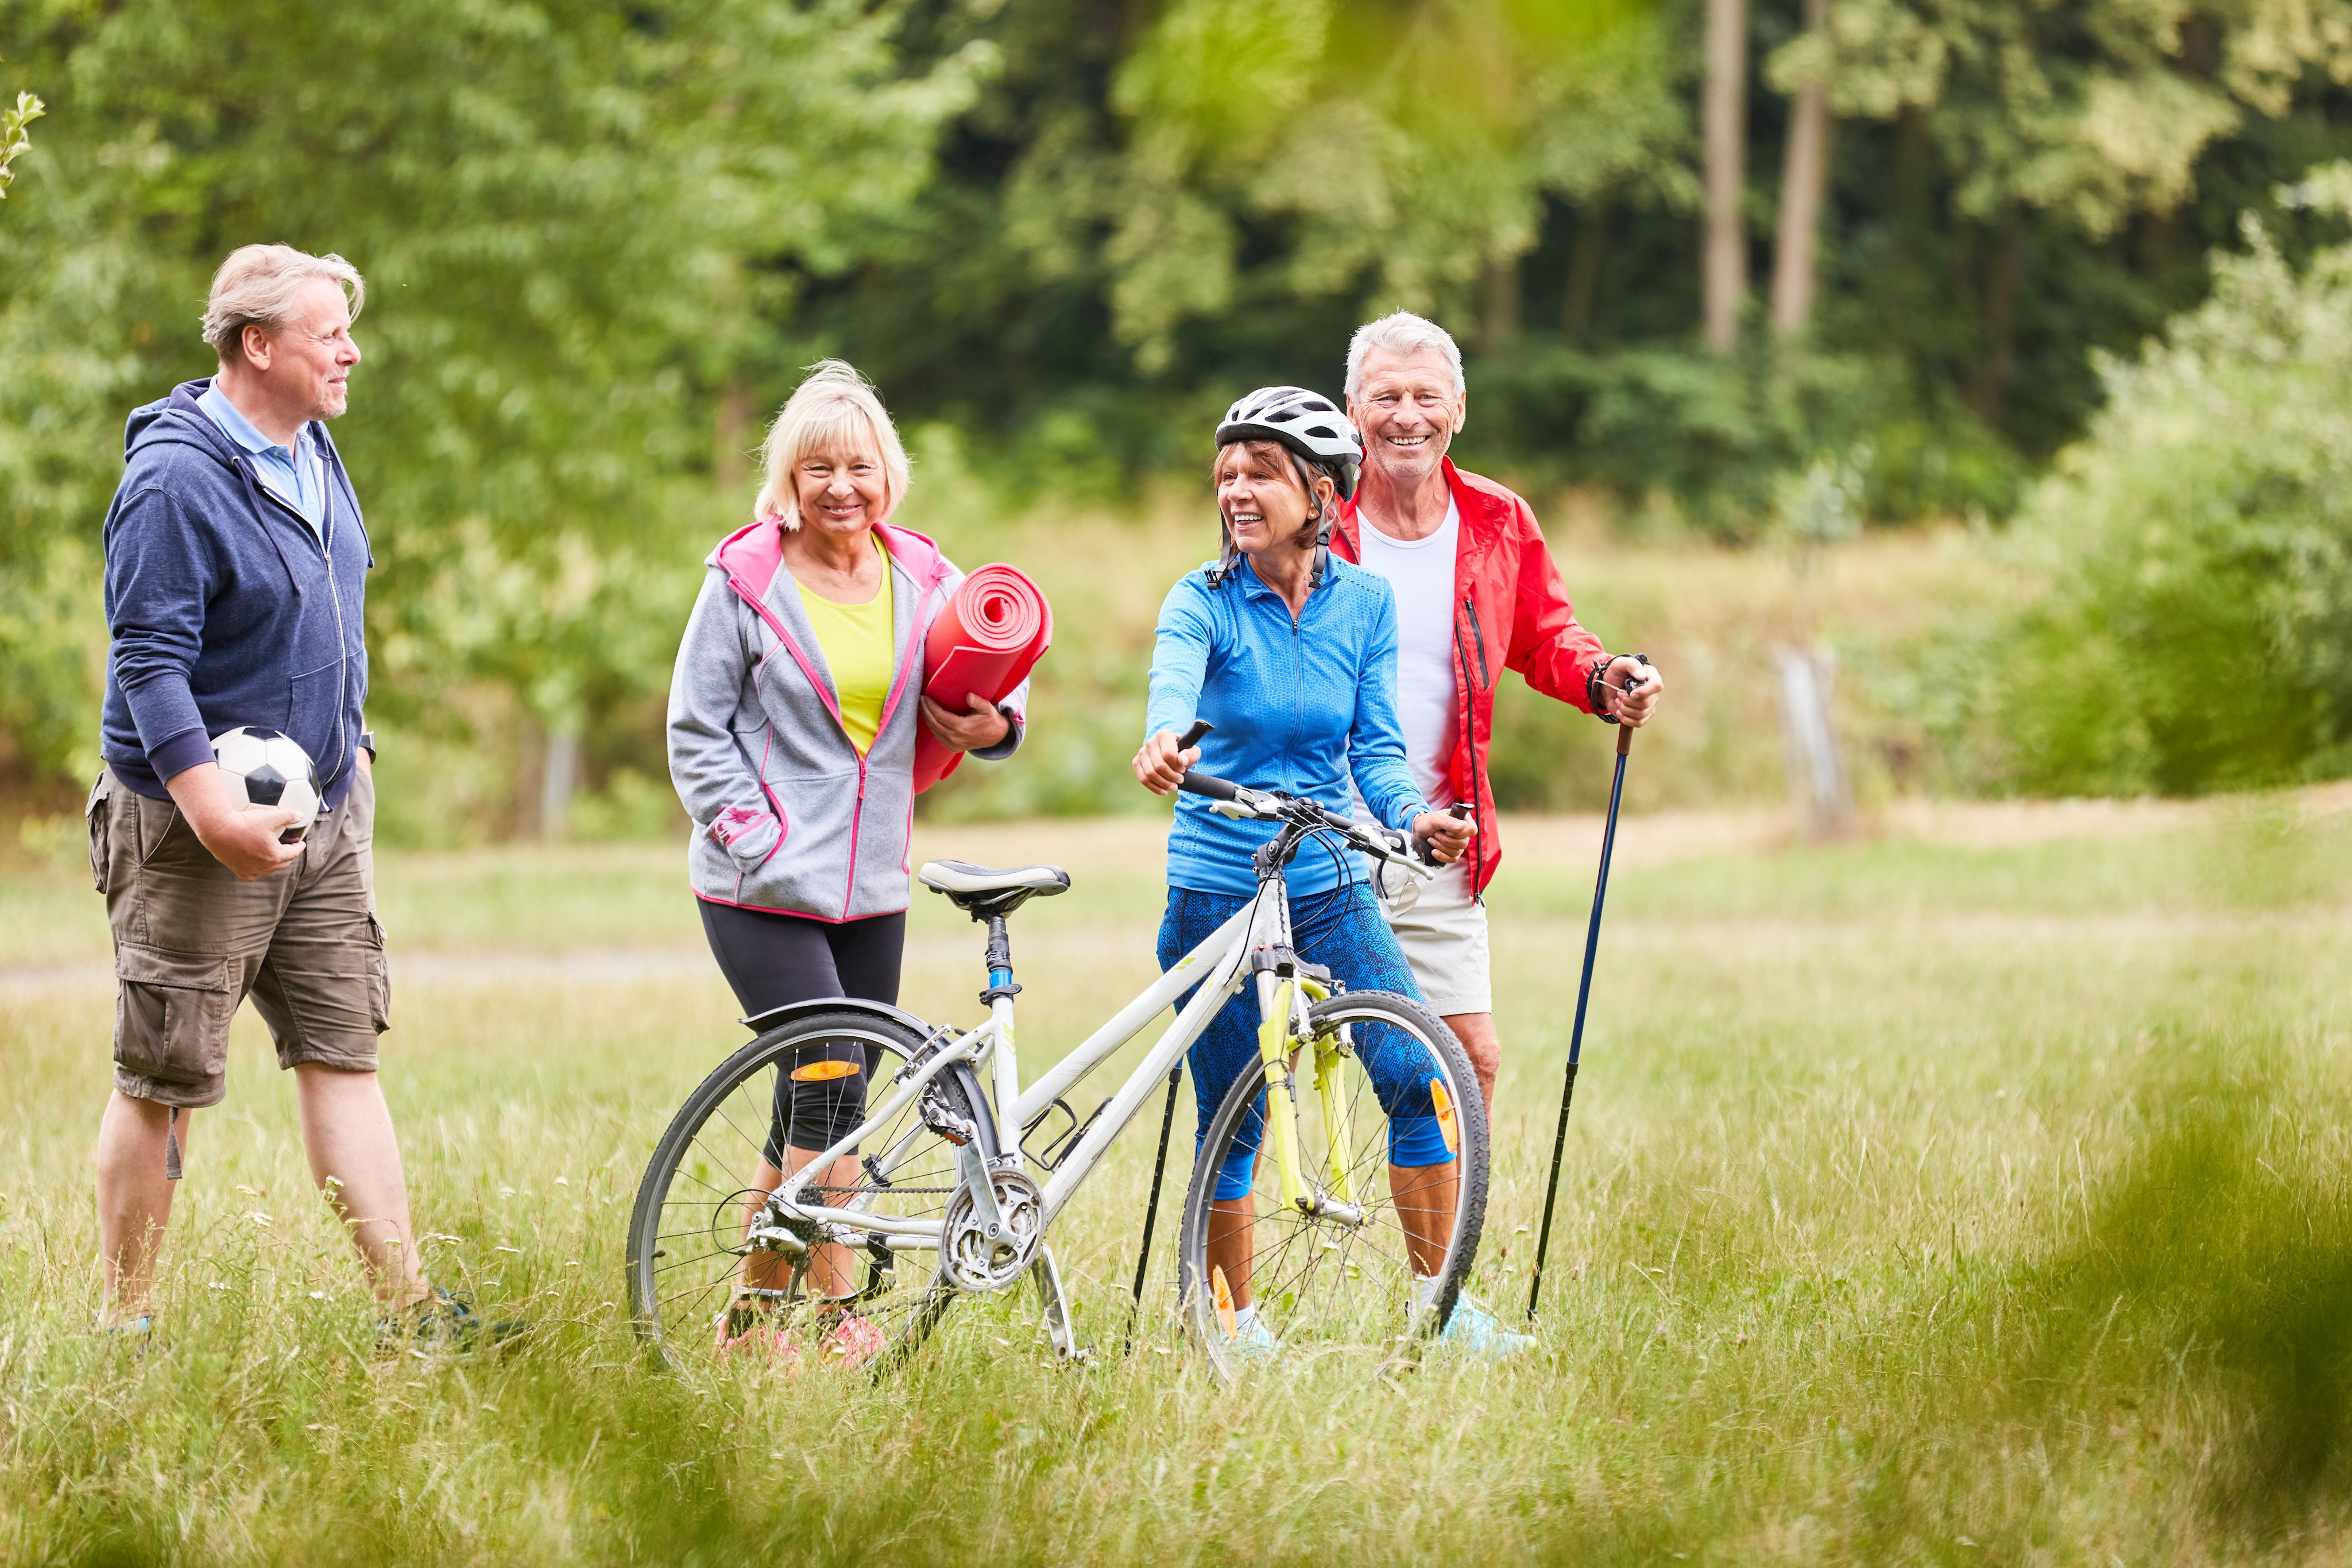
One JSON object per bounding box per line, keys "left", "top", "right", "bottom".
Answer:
{"left": 1207, "top": 517, "right": 1239, "bottom": 587}
{"left": 1293, "top": 452, "right": 1338, "bottom": 550}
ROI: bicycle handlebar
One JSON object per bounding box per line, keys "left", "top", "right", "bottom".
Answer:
{"left": 1170, "top": 720, "right": 1438, "bottom": 874}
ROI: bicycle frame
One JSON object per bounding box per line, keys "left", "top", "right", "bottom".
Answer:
{"left": 756, "top": 787, "right": 1436, "bottom": 1273}
{"left": 761, "top": 893, "right": 1260, "bottom": 1252}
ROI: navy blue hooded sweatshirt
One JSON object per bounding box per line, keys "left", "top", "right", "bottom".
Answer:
{"left": 100, "top": 379, "right": 372, "bottom": 808}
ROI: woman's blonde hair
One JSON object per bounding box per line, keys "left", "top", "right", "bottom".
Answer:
{"left": 752, "top": 360, "right": 911, "bottom": 528}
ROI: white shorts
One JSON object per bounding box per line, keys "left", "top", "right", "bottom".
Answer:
{"left": 1368, "top": 854, "right": 1492, "bottom": 1017}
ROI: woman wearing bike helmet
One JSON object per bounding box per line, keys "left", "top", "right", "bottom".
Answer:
{"left": 1132, "top": 388, "right": 1526, "bottom": 1358}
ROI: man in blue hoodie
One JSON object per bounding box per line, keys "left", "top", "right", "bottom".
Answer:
{"left": 90, "top": 244, "right": 478, "bottom": 1344}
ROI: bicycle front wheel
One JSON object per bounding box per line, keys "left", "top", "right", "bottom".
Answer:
{"left": 1175, "top": 990, "right": 1490, "bottom": 1380}
{"left": 625, "top": 1008, "right": 984, "bottom": 1371}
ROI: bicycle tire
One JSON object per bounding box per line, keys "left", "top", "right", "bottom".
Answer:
{"left": 1175, "top": 990, "right": 1490, "bottom": 1380}
{"left": 625, "top": 1008, "right": 985, "bottom": 1372}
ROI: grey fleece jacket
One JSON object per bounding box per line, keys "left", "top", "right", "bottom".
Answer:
{"left": 667, "top": 520, "right": 1026, "bottom": 922}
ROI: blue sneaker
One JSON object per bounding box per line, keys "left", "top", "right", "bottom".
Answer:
{"left": 1222, "top": 1312, "right": 1282, "bottom": 1365}
{"left": 1434, "top": 1295, "right": 1535, "bottom": 1360}
{"left": 97, "top": 1313, "right": 154, "bottom": 1352}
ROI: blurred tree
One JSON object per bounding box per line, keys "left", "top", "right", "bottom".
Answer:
{"left": 1980, "top": 165, "right": 2352, "bottom": 793}
{"left": 1768, "top": 0, "right": 1829, "bottom": 335}
{"left": 1703, "top": 0, "right": 1751, "bottom": 348}
{"left": 0, "top": 0, "right": 988, "bottom": 799}
{"left": 1777, "top": 0, "right": 2352, "bottom": 421}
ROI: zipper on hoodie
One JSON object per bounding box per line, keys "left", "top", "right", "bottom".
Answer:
{"left": 235, "top": 452, "right": 351, "bottom": 799}
{"left": 839, "top": 559, "right": 949, "bottom": 919}
{"left": 1288, "top": 601, "right": 1304, "bottom": 796}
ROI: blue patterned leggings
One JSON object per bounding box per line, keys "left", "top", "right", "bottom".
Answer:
{"left": 1156, "top": 883, "right": 1454, "bottom": 1200}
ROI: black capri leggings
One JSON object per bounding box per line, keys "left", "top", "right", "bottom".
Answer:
{"left": 698, "top": 900, "right": 906, "bottom": 1167}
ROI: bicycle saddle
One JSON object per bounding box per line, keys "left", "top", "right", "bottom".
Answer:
{"left": 918, "top": 860, "right": 1071, "bottom": 916}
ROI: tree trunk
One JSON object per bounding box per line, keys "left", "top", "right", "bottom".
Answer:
{"left": 1769, "top": 0, "right": 1831, "bottom": 337}
{"left": 1479, "top": 255, "right": 1522, "bottom": 357}
{"left": 1702, "top": 0, "right": 1749, "bottom": 353}
{"left": 1890, "top": 105, "right": 1929, "bottom": 261}
{"left": 1563, "top": 194, "right": 1610, "bottom": 340}
{"left": 1973, "top": 206, "right": 2025, "bottom": 426}
{"left": 540, "top": 727, "right": 579, "bottom": 842}
{"left": 715, "top": 380, "right": 753, "bottom": 494}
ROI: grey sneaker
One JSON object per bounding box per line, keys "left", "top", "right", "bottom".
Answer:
{"left": 377, "top": 1286, "right": 530, "bottom": 1354}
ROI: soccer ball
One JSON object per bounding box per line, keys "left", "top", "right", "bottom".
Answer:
{"left": 211, "top": 727, "right": 322, "bottom": 844}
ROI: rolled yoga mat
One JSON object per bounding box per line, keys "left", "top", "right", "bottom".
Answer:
{"left": 911, "top": 563, "right": 1053, "bottom": 792}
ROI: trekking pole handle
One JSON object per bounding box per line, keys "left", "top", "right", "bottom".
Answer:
{"left": 1414, "top": 802, "right": 1473, "bottom": 865}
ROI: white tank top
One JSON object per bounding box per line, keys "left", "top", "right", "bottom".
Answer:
{"left": 1353, "top": 499, "right": 1460, "bottom": 807}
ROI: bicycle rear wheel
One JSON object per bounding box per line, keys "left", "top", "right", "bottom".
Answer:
{"left": 1174, "top": 990, "right": 1490, "bottom": 1380}
{"left": 625, "top": 1008, "right": 982, "bottom": 1371}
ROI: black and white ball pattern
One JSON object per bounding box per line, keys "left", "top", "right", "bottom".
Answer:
{"left": 211, "top": 727, "right": 323, "bottom": 844}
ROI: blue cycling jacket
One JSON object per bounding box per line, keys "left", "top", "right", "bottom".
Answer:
{"left": 1146, "top": 555, "right": 1429, "bottom": 899}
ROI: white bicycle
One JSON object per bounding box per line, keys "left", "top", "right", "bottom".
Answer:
{"left": 626, "top": 730, "right": 1491, "bottom": 1379}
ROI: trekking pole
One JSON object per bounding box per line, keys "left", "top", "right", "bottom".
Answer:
{"left": 1124, "top": 715, "right": 1213, "bottom": 1356}
{"left": 1122, "top": 1063, "right": 1185, "bottom": 1356}
{"left": 1526, "top": 716, "right": 1637, "bottom": 1322}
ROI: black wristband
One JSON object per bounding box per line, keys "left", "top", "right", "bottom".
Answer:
{"left": 1588, "top": 653, "right": 1650, "bottom": 725}
{"left": 1588, "top": 658, "right": 1619, "bottom": 725}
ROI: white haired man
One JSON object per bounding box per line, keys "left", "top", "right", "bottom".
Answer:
{"left": 1336, "top": 311, "right": 1662, "bottom": 1114}
{"left": 91, "top": 243, "right": 500, "bottom": 1346}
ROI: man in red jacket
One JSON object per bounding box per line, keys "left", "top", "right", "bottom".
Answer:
{"left": 1335, "top": 312, "right": 1661, "bottom": 1113}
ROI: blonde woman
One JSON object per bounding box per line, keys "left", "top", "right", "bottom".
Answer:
{"left": 667, "top": 361, "right": 1025, "bottom": 1358}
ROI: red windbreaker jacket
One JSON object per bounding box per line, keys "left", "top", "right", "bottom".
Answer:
{"left": 1332, "top": 459, "right": 1610, "bottom": 897}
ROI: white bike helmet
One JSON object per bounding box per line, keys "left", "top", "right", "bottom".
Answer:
{"left": 1208, "top": 385, "right": 1363, "bottom": 588}
{"left": 1215, "top": 385, "right": 1362, "bottom": 502}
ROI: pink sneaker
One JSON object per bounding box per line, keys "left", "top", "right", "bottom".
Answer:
{"left": 713, "top": 1302, "right": 803, "bottom": 1364}
{"left": 822, "top": 1313, "right": 888, "bottom": 1369}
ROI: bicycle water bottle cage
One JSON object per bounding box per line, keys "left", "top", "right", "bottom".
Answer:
{"left": 917, "top": 860, "right": 1072, "bottom": 920}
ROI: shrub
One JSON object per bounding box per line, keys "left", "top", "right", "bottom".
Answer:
{"left": 1987, "top": 169, "right": 2352, "bottom": 795}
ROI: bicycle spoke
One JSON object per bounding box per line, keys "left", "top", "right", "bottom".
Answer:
{"left": 1181, "top": 994, "right": 1490, "bottom": 1378}
{"left": 629, "top": 1016, "right": 981, "bottom": 1370}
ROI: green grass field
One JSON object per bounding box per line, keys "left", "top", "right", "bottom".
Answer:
{"left": 3, "top": 791, "right": 2350, "bottom": 1565}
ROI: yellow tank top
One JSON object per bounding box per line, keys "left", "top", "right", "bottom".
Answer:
{"left": 796, "top": 535, "right": 896, "bottom": 754}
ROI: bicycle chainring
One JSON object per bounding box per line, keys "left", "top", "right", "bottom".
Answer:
{"left": 939, "top": 1167, "right": 1046, "bottom": 1293}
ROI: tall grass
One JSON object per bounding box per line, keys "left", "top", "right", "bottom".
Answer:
{"left": 1, "top": 795, "right": 2347, "bottom": 1563}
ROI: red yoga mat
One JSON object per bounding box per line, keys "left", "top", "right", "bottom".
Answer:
{"left": 911, "top": 564, "right": 1053, "bottom": 793}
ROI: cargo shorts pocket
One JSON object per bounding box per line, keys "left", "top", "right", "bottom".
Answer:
{"left": 365, "top": 915, "right": 391, "bottom": 1034}
{"left": 114, "top": 944, "right": 238, "bottom": 1093}
{"left": 86, "top": 773, "right": 110, "bottom": 893}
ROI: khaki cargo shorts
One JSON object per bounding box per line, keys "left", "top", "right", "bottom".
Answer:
{"left": 87, "top": 765, "right": 390, "bottom": 1109}
{"left": 1370, "top": 856, "right": 1494, "bottom": 1017}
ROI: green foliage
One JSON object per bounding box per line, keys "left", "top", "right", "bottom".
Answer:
{"left": 11, "top": 2, "right": 2352, "bottom": 813}
{"left": 1982, "top": 167, "right": 2352, "bottom": 795}
{"left": 0, "top": 0, "right": 989, "bottom": 786}
{"left": 3, "top": 797, "right": 2349, "bottom": 1559}
{"left": 0, "top": 79, "right": 37, "bottom": 199}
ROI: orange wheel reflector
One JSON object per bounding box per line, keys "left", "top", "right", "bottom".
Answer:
{"left": 790, "top": 1059, "right": 859, "bottom": 1083}
{"left": 1432, "top": 1078, "right": 1459, "bottom": 1155}
{"left": 1212, "top": 1265, "right": 1238, "bottom": 1341}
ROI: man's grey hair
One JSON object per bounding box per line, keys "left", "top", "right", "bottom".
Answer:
{"left": 201, "top": 244, "right": 366, "bottom": 362}
{"left": 1345, "top": 311, "right": 1465, "bottom": 402}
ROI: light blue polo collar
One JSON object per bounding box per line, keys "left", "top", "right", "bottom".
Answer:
{"left": 197, "top": 382, "right": 326, "bottom": 537}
